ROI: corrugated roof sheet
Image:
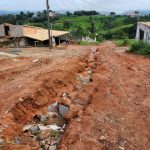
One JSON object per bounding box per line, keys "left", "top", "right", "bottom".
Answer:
{"left": 23, "top": 25, "right": 69, "bottom": 41}
{"left": 139, "top": 22, "right": 150, "bottom": 27}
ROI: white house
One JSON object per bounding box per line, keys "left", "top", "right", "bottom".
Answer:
{"left": 136, "top": 22, "right": 150, "bottom": 43}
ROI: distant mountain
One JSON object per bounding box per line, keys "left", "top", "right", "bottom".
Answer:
{"left": 141, "top": 10, "right": 150, "bottom": 15}
{"left": 0, "top": 10, "right": 20, "bottom": 15}
{"left": 123, "top": 10, "right": 150, "bottom": 16}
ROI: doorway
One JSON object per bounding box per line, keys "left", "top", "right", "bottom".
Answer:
{"left": 139, "top": 29, "right": 144, "bottom": 40}
{"left": 55, "top": 37, "right": 60, "bottom": 45}
{"left": 4, "top": 25, "right": 10, "bottom": 36}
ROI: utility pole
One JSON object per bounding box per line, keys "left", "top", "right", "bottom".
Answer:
{"left": 135, "top": 10, "right": 140, "bottom": 40}
{"left": 46, "top": 0, "right": 51, "bottom": 49}
{"left": 135, "top": 10, "right": 140, "bottom": 24}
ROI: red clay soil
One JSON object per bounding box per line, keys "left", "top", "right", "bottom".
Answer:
{"left": 0, "top": 42, "right": 150, "bottom": 150}
{"left": 59, "top": 42, "right": 150, "bottom": 150}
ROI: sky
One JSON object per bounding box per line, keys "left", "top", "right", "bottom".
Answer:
{"left": 0, "top": 0, "right": 150, "bottom": 13}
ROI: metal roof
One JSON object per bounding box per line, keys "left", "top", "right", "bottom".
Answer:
{"left": 139, "top": 22, "right": 150, "bottom": 27}
{"left": 23, "top": 25, "right": 69, "bottom": 41}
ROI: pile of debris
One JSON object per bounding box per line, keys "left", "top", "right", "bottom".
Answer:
{"left": 22, "top": 102, "right": 69, "bottom": 150}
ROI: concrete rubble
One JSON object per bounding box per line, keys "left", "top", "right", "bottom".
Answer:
{"left": 0, "top": 138, "right": 4, "bottom": 145}
{"left": 22, "top": 102, "right": 69, "bottom": 149}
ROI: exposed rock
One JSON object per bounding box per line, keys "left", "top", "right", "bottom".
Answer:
{"left": 38, "top": 124, "right": 61, "bottom": 131}
{"left": 48, "top": 102, "right": 58, "bottom": 112}
{"left": 45, "top": 144, "right": 50, "bottom": 150}
{"left": 49, "top": 145, "right": 57, "bottom": 150}
{"left": 37, "top": 131, "right": 51, "bottom": 140}
{"left": 58, "top": 104, "right": 69, "bottom": 117}
{"left": 14, "top": 137, "right": 21, "bottom": 144}
{"left": 23, "top": 124, "right": 34, "bottom": 132}
{"left": 47, "top": 112, "right": 58, "bottom": 118}
{"left": 0, "top": 138, "right": 4, "bottom": 145}
{"left": 30, "top": 125, "right": 40, "bottom": 133}
{"left": 76, "top": 75, "right": 91, "bottom": 84}
{"left": 32, "top": 59, "right": 39, "bottom": 63}
{"left": 41, "top": 115, "right": 49, "bottom": 124}
{"left": 119, "top": 146, "right": 125, "bottom": 150}
{"left": 87, "top": 70, "right": 93, "bottom": 75}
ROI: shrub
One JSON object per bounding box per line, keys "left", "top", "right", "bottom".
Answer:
{"left": 79, "top": 41, "right": 100, "bottom": 45}
{"left": 129, "top": 41, "right": 150, "bottom": 57}
{"left": 114, "top": 39, "right": 136, "bottom": 46}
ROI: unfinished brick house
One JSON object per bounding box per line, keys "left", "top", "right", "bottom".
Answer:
{"left": 0, "top": 23, "right": 69, "bottom": 47}
{"left": 136, "top": 22, "right": 150, "bottom": 43}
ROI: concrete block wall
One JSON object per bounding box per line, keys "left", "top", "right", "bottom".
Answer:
{"left": 0, "top": 25, "right": 5, "bottom": 37}
{"left": 9, "top": 25, "right": 23, "bottom": 37}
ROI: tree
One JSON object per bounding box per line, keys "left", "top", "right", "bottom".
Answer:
{"left": 110, "top": 12, "right": 116, "bottom": 16}
{"left": 66, "top": 11, "right": 72, "bottom": 16}
{"left": 74, "top": 10, "right": 99, "bottom": 16}
{"left": 26, "top": 11, "right": 34, "bottom": 18}
{"left": 63, "top": 20, "right": 72, "bottom": 29}
{"left": 88, "top": 16, "right": 96, "bottom": 37}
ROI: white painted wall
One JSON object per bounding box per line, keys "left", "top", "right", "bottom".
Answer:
{"left": 9, "top": 25, "right": 23, "bottom": 37}
{"left": 0, "top": 24, "right": 5, "bottom": 37}
{"left": 82, "top": 36, "right": 96, "bottom": 42}
{"left": 0, "top": 24, "right": 23, "bottom": 37}
{"left": 136, "top": 23, "right": 150, "bottom": 43}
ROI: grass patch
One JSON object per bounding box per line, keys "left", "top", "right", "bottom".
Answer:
{"left": 129, "top": 41, "right": 150, "bottom": 57}
{"left": 115, "top": 39, "right": 150, "bottom": 57}
{"left": 114, "top": 39, "right": 136, "bottom": 46}
{"left": 79, "top": 41, "right": 101, "bottom": 45}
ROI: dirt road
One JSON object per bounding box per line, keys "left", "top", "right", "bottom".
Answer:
{"left": 0, "top": 42, "right": 150, "bottom": 150}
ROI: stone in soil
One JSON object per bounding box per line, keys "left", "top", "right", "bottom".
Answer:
{"left": 30, "top": 125, "right": 40, "bottom": 134}
{"left": 38, "top": 124, "right": 61, "bottom": 131}
{"left": 76, "top": 75, "right": 91, "bottom": 84}
{"left": 49, "top": 145, "right": 57, "bottom": 150}
{"left": 23, "top": 124, "right": 34, "bottom": 132}
{"left": 58, "top": 104, "right": 69, "bottom": 117}
{"left": 0, "top": 138, "right": 4, "bottom": 145}
{"left": 48, "top": 102, "right": 58, "bottom": 112}
{"left": 37, "top": 131, "right": 51, "bottom": 140}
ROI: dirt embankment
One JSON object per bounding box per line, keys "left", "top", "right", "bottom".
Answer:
{"left": 60, "top": 42, "right": 150, "bottom": 150}
{"left": 0, "top": 42, "right": 150, "bottom": 150}
{"left": 0, "top": 46, "right": 92, "bottom": 149}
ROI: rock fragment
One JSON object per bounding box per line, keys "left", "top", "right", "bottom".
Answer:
{"left": 48, "top": 102, "right": 58, "bottom": 112}
{"left": 38, "top": 124, "right": 61, "bottom": 131}
{"left": 30, "top": 125, "right": 40, "bottom": 133}
{"left": 23, "top": 124, "right": 34, "bottom": 132}
{"left": 49, "top": 145, "right": 57, "bottom": 150}
{"left": 58, "top": 104, "right": 69, "bottom": 117}
{"left": 0, "top": 138, "right": 4, "bottom": 145}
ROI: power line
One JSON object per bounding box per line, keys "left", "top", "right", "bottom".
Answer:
{"left": 61, "top": 0, "right": 73, "bottom": 11}
{"left": 81, "top": 0, "right": 123, "bottom": 12}
{"left": 72, "top": 0, "right": 80, "bottom": 11}
{"left": 51, "top": 0, "right": 64, "bottom": 11}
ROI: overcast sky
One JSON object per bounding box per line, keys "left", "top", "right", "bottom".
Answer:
{"left": 0, "top": 0, "right": 150, "bottom": 12}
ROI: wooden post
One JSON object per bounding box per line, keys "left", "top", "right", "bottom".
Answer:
{"left": 46, "top": 0, "right": 51, "bottom": 49}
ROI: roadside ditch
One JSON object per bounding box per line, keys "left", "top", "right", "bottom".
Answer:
{"left": 0, "top": 47, "right": 98, "bottom": 150}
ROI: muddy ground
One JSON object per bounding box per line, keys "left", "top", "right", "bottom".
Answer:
{"left": 0, "top": 42, "right": 150, "bottom": 150}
